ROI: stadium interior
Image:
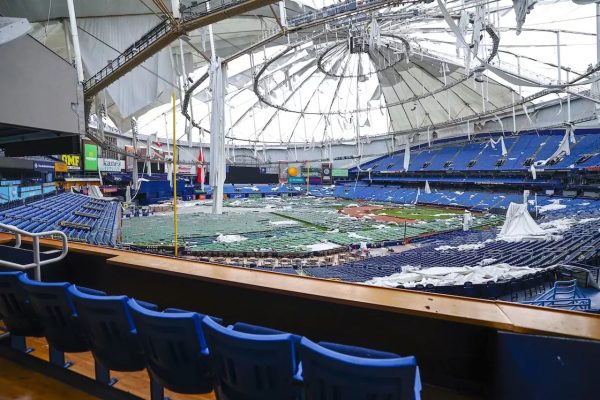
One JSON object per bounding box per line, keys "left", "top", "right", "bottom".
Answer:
{"left": 0, "top": 0, "right": 600, "bottom": 399}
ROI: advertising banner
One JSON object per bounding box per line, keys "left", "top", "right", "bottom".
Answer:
{"left": 60, "top": 154, "right": 81, "bottom": 171}
{"left": 176, "top": 165, "right": 196, "bottom": 175}
{"left": 83, "top": 143, "right": 99, "bottom": 171}
{"left": 33, "top": 160, "right": 55, "bottom": 173}
{"left": 54, "top": 162, "right": 68, "bottom": 173}
{"left": 98, "top": 158, "right": 123, "bottom": 172}
{"left": 124, "top": 145, "right": 135, "bottom": 171}
{"left": 321, "top": 162, "right": 332, "bottom": 184}
{"left": 332, "top": 168, "right": 349, "bottom": 177}
{"left": 288, "top": 176, "right": 306, "bottom": 184}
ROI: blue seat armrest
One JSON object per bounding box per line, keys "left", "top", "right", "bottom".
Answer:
{"left": 165, "top": 309, "right": 224, "bottom": 326}
{"left": 74, "top": 285, "right": 106, "bottom": 296}
{"left": 163, "top": 307, "right": 190, "bottom": 314}
{"left": 232, "top": 321, "right": 284, "bottom": 335}
{"left": 233, "top": 321, "right": 302, "bottom": 344}
{"left": 318, "top": 341, "right": 401, "bottom": 359}
{"left": 135, "top": 300, "right": 159, "bottom": 311}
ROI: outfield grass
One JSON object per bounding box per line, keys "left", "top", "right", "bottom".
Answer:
{"left": 371, "top": 206, "right": 465, "bottom": 220}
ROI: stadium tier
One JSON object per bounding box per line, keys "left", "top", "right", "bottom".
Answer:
{"left": 303, "top": 219, "right": 600, "bottom": 283}
{"left": 0, "top": 193, "right": 119, "bottom": 247}
{"left": 351, "top": 129, "right": 600, "bottom": 174}
{"left": 3, "top": 1, "right": 600, "bottom": 398}
{"left": 333, "top": 183, "right": 599, "bottom": 212}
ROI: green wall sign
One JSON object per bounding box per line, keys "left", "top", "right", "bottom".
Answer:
{"left": 83, "top": 143, "right": 98, "bottom": 171}
{"left": 332, "top": 169, "right": 349, "bottom": 177}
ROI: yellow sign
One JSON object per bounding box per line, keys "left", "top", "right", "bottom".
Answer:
{"left": 61, "top": 154, "right": 80, "bottom": 170}
{"left": 54, "top": 162, "right": 68, "bottom": 173}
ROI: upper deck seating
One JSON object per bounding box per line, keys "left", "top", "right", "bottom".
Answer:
{"left": 352, "top": 130, "right": 600, "bottom": 173}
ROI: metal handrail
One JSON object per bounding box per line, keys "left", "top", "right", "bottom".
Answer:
{"left": 520, "top": 298, "right": 591, "bottom": 311}
{"left": 0, "top": 223, "right": 69, "bottom": 281}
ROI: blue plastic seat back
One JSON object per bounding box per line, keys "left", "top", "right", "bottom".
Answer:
{"left": 127, "top": 299, "right": 213, "bottom": 394}
{"left": 18, "top": 274, "right": 89, "bottom": 353}
{"left": 299, "top": 338, "right": 421, "bottom": 400}
{"left": 202, "top": 316, "right": 299, "bottom": 400}
{"left": 68, "top": 285, "right": 148, "bottom": 372}
{"left": 0, "top": 271, "right": 44, "bottom": 336}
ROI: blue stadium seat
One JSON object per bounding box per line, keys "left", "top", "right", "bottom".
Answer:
{"left": 68, "top": 285, "right": 157, "bottom": 372}
{"left": 201, "top": 316, "right": 301, "bottom": 400}
{"left": 127, "top": 299, "right": 214, "bottom": 394}
{"left": 299, "top": 337, "right": 421, "bottom": 400}
{"left": 0, "top": 271, "right": 45, "bottom": 352}
{"left": 0, "top": 271, "right": 44, "bottom": 338}
{"left": 18, "top": 274, "right": 95, "bottom": 354}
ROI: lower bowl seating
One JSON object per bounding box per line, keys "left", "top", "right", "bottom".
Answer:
{"left": 0, "top": 271, "right": 422, "bottom": 400}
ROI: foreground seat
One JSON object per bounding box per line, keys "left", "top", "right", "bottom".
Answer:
{"left": 69, "top": 285, "right": 172, "bottom": 391}
{"left": 0, "top": 271, "right": 44, "bottom": 351}
{"left": 69, "top": 285, "right": 156, "bottom": 372}
{"left": 18, "top": 274, "right": 104, "bottom": 368}
{"left": 127, "top": 299, "right": 214, "bottom": 395}
{"left": 299, "top": 338, "right": 421, "bottom": 400}
{"left": 202, "top": 316, "right": 301, "bottom": 400}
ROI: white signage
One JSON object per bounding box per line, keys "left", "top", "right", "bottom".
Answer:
{"left": 98, "top": 158, "right": 123, "bottom": 172}
{"left": 176, "top": 165, "right": 196, "bottom": 175}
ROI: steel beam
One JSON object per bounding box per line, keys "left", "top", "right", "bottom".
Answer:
{"left": 83, "top": 0, "right": 279, "bottom": 98}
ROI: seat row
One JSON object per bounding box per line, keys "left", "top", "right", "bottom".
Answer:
{"left": 0, "top": 271, "right": 421, "bottom": 400}
{"left": 354, "top": 131, "right": 600, "bottom": 173}
{"left": 0, "top": 193, "right": 118, "bottom": 246}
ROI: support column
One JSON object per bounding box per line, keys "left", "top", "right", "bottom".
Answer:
{"left": 207, "top": 2, "right": 216, "bottom": 59}
{"left": 66, "top": 0, "right": 84, "bottom": 82}
{"left": 94, "top": 95, "right": 105, "bottom": 140}
{"left": 512, "top": 92, "right": 516, "bottom": 132}
{"left": 209, "top": 59, "right": 227, "bottom": 215}
{"left": 567, "top": 70, "right": 571, "bottom": 123}
{"left": 171, "top": 0, "right": 181, "bottom": 19}
{"left": 279, "top": 1, "right": 288, "bottom": 27}
{"left": 131, "top": 118, "right": 138, "bottom": 191}
{"left": 178, "top": 38, "right": 193, "bottom": 148}
{"left": 147, "top": 133, "right": 153, "bottom": 177}
{"left": 62, "top": 19, "right": 73, "bottom": 65}
{"left": 556, "top": 31, "right": 561, "bottom": 84}
{"left": 517, "top": 55, "right": 522, "bottom": 97}
{"left": 597, "top": 2, "right": 600, "bottom": 63}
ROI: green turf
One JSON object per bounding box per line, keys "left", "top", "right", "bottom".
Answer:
{"left": 119, "top": 198, "right": 503, "bottom": 254}
{"left": 371, "top": 206, "right": 465, "bottom": 220}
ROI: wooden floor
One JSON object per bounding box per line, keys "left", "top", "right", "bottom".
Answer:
{"left": 0, "top": 336, "right": 478, "bottom": 400}
{"left": 23, "top": 337, "right": 215, "bottom": 400}
{"left": 0, "top": 356, "right": 98, "bottom": 400}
